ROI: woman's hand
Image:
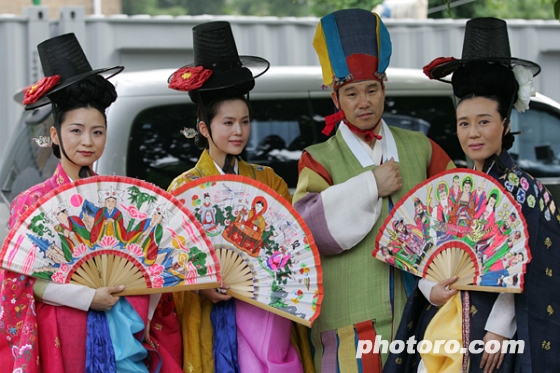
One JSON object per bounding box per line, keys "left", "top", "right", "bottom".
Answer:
{"left": 480, "top": 331, "right": 508, "bottom": 373}
{"left": 429, "top": 276, "right": 458, "bottom": 306}
{"left": 90, "top": 285, "right": 124, "bottom": 311}
{"left": 200, "top": 284, "right": 232, "bottom": 304}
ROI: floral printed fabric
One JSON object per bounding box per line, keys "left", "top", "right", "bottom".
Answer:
{"left": 1, "top": 163, "right": 70, "bottom": 373}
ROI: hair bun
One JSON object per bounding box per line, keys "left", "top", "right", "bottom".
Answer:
{"left": 452, "top": 61, "right": 518, "bottom": 104}
{"left": 50, "top": 75, "right": 117, "bottom": 112}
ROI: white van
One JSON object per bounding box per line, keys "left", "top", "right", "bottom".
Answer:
{"left": 2, "top": 65, "right": 560, "bottom": 240}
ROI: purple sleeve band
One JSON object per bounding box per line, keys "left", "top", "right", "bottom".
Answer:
{"left": 294, "top": 192, "right": 343, "bottom": 255}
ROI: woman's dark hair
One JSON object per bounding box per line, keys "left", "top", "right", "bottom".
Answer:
{"left": 194, "top": 96, "right": 253, "bottom": 149}
{"left": 49, "top": 75, "right": 117, "bottom": 178}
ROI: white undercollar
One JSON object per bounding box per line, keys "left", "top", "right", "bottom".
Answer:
{"left": 339, "top": 120, "right": 400, "bottom": 168}
{"left": 214, "top": 157, "right": 239, "bottom": 174}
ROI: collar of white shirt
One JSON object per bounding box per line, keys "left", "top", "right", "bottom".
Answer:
{"left": 340, "top": 119, "right": 400, "bottom": 168}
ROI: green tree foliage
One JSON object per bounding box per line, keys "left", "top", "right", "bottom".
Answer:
{"left": 122, "top": 0, "right": 226, "bottom": 16}
{"left": 121, "top": 0, "right": 560, "bottom": 19}
{"left": 434, "top": 0, "right": 558, "bottom": 20}
{"left": 122, "top": 0, "right": 338, "bottom": 17}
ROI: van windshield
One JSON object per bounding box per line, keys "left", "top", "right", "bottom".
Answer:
{"left": 126, "top": 95, "right": 460, "bottom": 190}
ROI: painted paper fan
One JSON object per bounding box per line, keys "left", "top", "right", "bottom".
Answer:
{"left": 374, "top": 169, "right": 531, "bottom": 293}
{"left": 172, "top": 174, "right": 323, "bottom": 326}
{"left": 1, "top": 176, "right": 221, "bottom": 296}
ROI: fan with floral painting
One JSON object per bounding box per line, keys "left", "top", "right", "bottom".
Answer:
{"left": 0, "top": 175, "right": 221, "bottom": 296}
{"left": 172, "top": 174, "right": 323, "bottom": 327}
{"left": 373, "top": 169, "right": 531, "bottom": 293}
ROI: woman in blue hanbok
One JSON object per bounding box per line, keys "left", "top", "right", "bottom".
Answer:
{"left": 385, "top": 18, "right": 560, "bottom": 373}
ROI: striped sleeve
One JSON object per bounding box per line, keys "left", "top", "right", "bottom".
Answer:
{"left": 293, "top": 151, "right": 382, "bottom": 255}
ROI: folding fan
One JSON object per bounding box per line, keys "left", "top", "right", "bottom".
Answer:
{"left": 373, "top": 169, "right": 531, "bottom": 293}
{"left": 172, "top": 174, "right": 323, "bottom": 327}
{"left": 0, "top": 175, "right": 221, "bottom": 296}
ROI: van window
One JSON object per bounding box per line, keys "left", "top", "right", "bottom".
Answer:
{"left": 126, "top": 95, "right": 458, "bottom": 190}
{"left": 510, "top": 103, "right": 560, "bottom": 178}
{"left": 126, "top": 98, "right": 334, "bottom": 189}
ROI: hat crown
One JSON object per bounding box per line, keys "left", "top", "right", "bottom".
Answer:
{"left": 313, "top": 9, "right": 391, "bottom": 89}
{"left": 193, "top": 21, "right": 242, "bottom": 72}
{"left": 167, "top": 20, "right": 269, "bottom": 103}
{"left": 38, "top": 33, "right": 93, "bottom": 80}
{"left": 24, "top": 33, "right": 123, "bottom": 110}
{"left": 461, "top": 17, "right": 511, "bottom": 60}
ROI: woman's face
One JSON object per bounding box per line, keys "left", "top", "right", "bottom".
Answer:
{"left": 456, "top": 96, "right": 508, "bottom": 171}
{"left": 51, "top": 107, "right": 107, "bottom": 178}
{"left": 200, "top": 99, "right": 250, "bottom": 164}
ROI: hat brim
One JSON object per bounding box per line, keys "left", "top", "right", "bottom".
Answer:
{"left": 25, "top": 65, "right": 124, "bottom": 110}
{"left": 168, "top": 56, "right": 270, "bottom": 92}
{"left": 431, "top": 57, "right": 540, "bottom": 82}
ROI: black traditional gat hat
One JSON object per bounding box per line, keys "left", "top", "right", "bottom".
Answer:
{"left": 168, "top": 21, "right": 270, "bottom": 103}
{"left": 23, "top": 33, "right": 123, "bottom": 110}
{"left": 424, "top": 17, "right": 540, "bottom": 81}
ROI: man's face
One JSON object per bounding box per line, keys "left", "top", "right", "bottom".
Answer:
{"left": 332, "top": 80, "right": 385, "bottom": 132}
{"left": 105, "top": 197, "right": 116, "bottom": 209}
{"left": 453, "top": 179, "right": 460, "bottom": 189}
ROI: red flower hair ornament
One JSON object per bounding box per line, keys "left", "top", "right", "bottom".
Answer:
{"left": 168, "top": 66, "right": 213, "bottom": 91}
{"left": 422, "top": 57, "right": 457, "bottom": 79}
{"left": 22, "top": 75, "right": 61, "bottom": 105}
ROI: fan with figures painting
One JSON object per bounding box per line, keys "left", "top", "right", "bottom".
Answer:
{"left": 172, "top": 174, "right": 323, "bottom": 327}
{"left": 373, "top": 169, "right": 531, "bottom": 293}
{"left": 0, "top": 175, "right": 221, "bottom": 295}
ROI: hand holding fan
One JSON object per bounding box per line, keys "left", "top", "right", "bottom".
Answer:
{"left": 172, "top": 174, "right": 323, "bottom": 326}
{"left": 373, "top": 169, "right": 531, "bottom": 293}
{"left": 1, "top": 176, "right": 221, "bottom": 296}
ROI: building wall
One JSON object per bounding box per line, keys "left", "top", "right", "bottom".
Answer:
{"left": 0, "top": 0, "right": 121, "bottom": 18}
{"left": 1, "top": 7, "right": 559, "bottom": 150}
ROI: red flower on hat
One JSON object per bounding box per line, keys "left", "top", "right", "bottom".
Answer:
{"left": 422, "top": 57, "right": 457, "bottom": 79}
{"left": 22, "top": 75, "right": 61, "bottom": 105}
{"left": 168, "top": 66, "right": 213, "bottom": 91}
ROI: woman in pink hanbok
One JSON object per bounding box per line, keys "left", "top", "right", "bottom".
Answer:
{"left": 0, "top": 33, "right": 182, "bottom": 373}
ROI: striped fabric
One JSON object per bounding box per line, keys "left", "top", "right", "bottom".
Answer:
{"left": 314, "top": 320, "right": 383, "bottom": 373}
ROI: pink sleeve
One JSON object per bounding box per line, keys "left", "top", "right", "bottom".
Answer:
{"left": 8, "top": 188, "right": 46, "bottom": 229}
